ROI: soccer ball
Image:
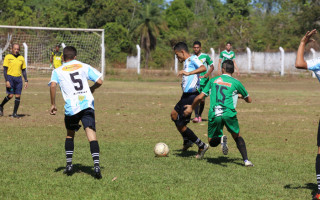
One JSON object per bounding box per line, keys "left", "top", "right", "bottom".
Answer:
{"left": 154, "top": 143, "right": 169, "bottom": 157}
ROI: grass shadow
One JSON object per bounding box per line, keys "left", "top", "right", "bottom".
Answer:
{"left": 205, "top": 156, "right": 243, "bottom": 167}
{"left": 8, "top": 114, "right": 30, "bottom": 118}
{"left": 54, "top": 163, "right": 102, "bottom": 179}
{"left": 173, "top": 149, "right": 197, "bottom": 157}
{"left": 284, "top": 183, "right": 317, "bottom": 198}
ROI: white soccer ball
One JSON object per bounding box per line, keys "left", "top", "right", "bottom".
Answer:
{"left": 154, "top": 142, "right": 169, "bottom": 157}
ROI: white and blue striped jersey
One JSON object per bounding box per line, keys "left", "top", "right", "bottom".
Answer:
{"left": 49, "top": 60, "right": 102, "bottom": 116}
{"left": 307, "top": 57, "right": 320, "bottom": 82}
{"left": 181, "top": 55, "right": 203, "bottom": 93}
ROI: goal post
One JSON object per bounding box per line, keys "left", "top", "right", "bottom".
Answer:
{"left": 0, "top": 25, "right": 105, "bottom": 80}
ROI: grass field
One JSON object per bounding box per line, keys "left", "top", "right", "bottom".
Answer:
{"left": 0, "top": 72, "right": 319, "bottom": 199}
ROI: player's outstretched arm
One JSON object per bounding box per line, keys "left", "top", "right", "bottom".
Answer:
{"left": 50, "top": 82, "right": 57, "bottom": 115}
{"left": 90, "top": 78, "right": 103, "bottom": 94}
{"left": 178, "top": 65, "right": 206, "bottom": 77}
{"left": 295, "top": 29, "right": 317, "bottom": 70}
{"left": 184, "top": 93, "right": 206, "bottom": 116}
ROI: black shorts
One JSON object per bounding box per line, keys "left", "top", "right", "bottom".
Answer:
{"left": 6, "top": 75, "right": 23, "bottom": 95}
{"left": 64, "top": 108, "right": 96, "bottom": 132}
{"left": 174, "top": 92, "right": 199, "bottom": 126}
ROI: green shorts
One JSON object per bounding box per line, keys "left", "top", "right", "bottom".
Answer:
{"left": 208, "top": 115, "right": 240, "bottom": 138}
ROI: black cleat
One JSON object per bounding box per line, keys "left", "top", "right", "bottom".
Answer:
{"left": 12, "top": 113, "right": 18, "bottom": 118}
{"left": 63, "top": 164, "right": 73, "bottom": 175}
{"left": 94, "top": 166, "right": 102, "bottom": 179}
{"left": 0, "top": 106, "right": 3, "bottom": 116}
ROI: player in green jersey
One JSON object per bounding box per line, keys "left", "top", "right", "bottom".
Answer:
{"left": 184, "top": 60, "right": 254, "bottom": 166}
{"left": 192, "top": 41, "right": 214, "bottom": 123}
{"left": 218, "top": 42, "right": 240, "bottom": 76}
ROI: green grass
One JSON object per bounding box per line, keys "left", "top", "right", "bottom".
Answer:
{"left": 0, "top": 73, "right": 319, "bottom": 199}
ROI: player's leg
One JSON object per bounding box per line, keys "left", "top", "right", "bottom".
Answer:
{"left": 314, "top": 121, "right": 320, "bottom": 199}
{"left": 81, "top": 108, "right": 102, "bottom": 179}
{"left": 171, "top": 97, "right": 194, "bottom": 149}
{"left": 198, "top": 98, "right": 205, "bottom": 122}
{"left": 12, "top": 77, "right": 23, "bottom": 117}
{"left": 63, "top": 114, "right": 81, "bottom": 175}
{"left": 208, "top": 117, "right": 228, "bottom": 154}
{"left": 225, "top": 116, "right": 253, "bottom": 166}
{"left": 193, "top": 104, "right": 199, "bottom": 123}
{"left": 0, "top": 76, "right": 15, "bottom": 116}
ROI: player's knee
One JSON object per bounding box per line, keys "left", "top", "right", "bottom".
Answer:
{"left": 8, "top": 94, "right": 13, "bottom": 99}
{"left": 209, "top": 137, "right": 220, "bottom": 147}
{"left": 171, "top": 111, "right": 178, "bottom": 121}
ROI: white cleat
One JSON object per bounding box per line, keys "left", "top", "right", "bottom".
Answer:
{"left": 196, "top": 144, "right": 209, "bottom": 159}
{"left": 244, "top": 160, "right": 254, "bottom": 167}
{"left": 221, "top": 135, "right": 228, "bottom": 155}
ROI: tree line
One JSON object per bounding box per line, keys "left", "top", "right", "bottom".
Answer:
{"left": 1, "top": 0, "right": 320, "bottom": 69}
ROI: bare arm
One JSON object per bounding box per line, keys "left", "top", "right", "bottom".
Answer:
{"left": 90, "top": 78, "right": 103, "bottom": 94}
{"left": 295, "top": 29, "right": 317, "bottom": 70}
{"left": 50, "top": 82, "right": 57, "bottom": 115}
{"left": 178, "top": 65, "right": 206, "bottom": 76}
{"left": 218, "top": 59, "right": 222, "bottom": 74}
{"left": 233, "top": 60, "right": 240, "bottom": 76}
{"left": 202, "top": 64, "right": 214, "bottom": 78}
{"left": 244, "top": 96, "right": 252, "bottom": 103}
{"left": 183, "top": 93, "right": 206, "bottom": 116}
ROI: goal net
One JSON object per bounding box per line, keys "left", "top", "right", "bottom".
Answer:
{"left": 0, "top": 25, "right": 105, "bottom": 79}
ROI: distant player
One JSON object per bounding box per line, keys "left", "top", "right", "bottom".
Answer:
{"left": 184, "top": 60, "right": 254, "bottom": 166}
{"left": 0, "top": 43, "right": 28, "bottom": 118}
{"left": 218, "top": 42, "right": 240, "bottom": 76}
{"left": 192, "top": 41, "right": 214, "bottom": 123}
{"left": 294, "top": 29, "right": 320, "bottom": 199}
{"left": 50, "top": 44, "right": 63, "bottom": 69}
{"left": 171, "top": 42, "right": 209, "bottom": 159}
{"left": 49, "top": 46, "right": 103, "bottom": 178}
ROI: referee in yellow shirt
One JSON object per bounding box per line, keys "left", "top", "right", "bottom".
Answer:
{"left": 0, "top": 44, "right": 28, "bottom": 118}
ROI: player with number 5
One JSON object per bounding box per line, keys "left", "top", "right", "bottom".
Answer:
{"left": 49, "top": 46, "right": 103, "bottom": 178}
{"left": 184, "top": 60, "right": 254, "bottom": 167}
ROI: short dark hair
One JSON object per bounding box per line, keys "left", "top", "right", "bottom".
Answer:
{"left": 173, "top": 42, "right": 188, "bottom": 52}
{"left": 63, "top": 46, "right": 77, "bottom": 61}
{"left": 193, "top": 41, "right": 201, "bottom": 47}
{"left": 226, "top": 42, "right": 232, "bottom": 45}
{"left": 222, "top": 60, "right": 234, "bottom": 73}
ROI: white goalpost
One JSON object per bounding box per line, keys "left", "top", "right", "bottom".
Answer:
{"left": 0, "top": 25, "right": 105, "bottom": 79}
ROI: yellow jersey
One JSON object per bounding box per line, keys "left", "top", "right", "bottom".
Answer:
{"left": 3, "top": 54, "right": 26, "bottom": 77}
{"left": 51, "top": 51, "right": 63, "bottom": 68}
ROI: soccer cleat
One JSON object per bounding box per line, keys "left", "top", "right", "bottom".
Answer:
{"left": 94, "top": 166, "right": 102, "bottom": 179}
{"left": 221, "top": 135, "right": 228, "bottom": 155}
{"left": 244, "top": 160, "right": 254, "bottom": 167}
{"left": 314, "top": 193, "right": 320, "bottom": 200}
{"left": 196, "top": 144, "right": 209, "bottom": 159}
{"left": 182, "top": 140, "right": 194, "bottom": 151}
{"left": 0, "top": 106, "right": 3, "bottom": 116}
{"left": 63, "top": 164, "right": 73, "bottom": 175}
{"left": 198, "top": 116, "right": 202, "bottom": 122}
{"left": 192, "top": 117, "right": 199, "bottom": 123}
{"left": 12, "top": 113, "right": 18, "bottom": 118}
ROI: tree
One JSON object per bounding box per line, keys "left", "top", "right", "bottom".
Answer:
{"left": 133, "top": 1, "right": 166, "bottom": 68}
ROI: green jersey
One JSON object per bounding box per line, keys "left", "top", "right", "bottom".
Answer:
{"left": 202, "top": 74, "right": 249, "bottom": 119}
{"left": 219, "top": 50, "right": 235, "bottom": 66}
{"left": 197, "top": 53, "right": 213, "bottom": 86}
